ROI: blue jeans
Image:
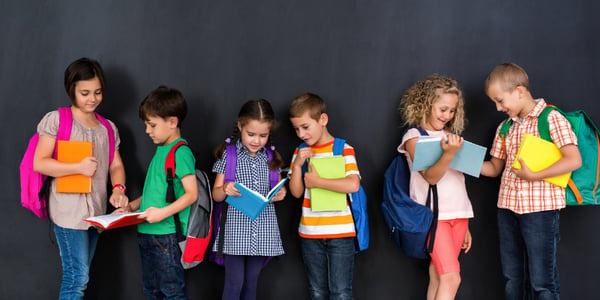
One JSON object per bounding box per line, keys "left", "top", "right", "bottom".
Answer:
{"left": 53, "top": 223, "right": 100, "bottom": 300}
{"left": 497, "top": 209, "right": 560, "bottom": 300}
{"left": 138, "top": 233, "right": 187, "bottom": 300}
{"left": 300, "top": 237, "right": 354, "bottom": 300}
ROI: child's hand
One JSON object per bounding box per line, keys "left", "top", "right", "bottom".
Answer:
{"left": 294, "top": 148, "right": 312, "bottom": 171}
{"left": 303, "top": 162, "right": 321, "bottom": 188}
{"left": 140, "top": 207, "right": 169, "bottom": 223}
{"left": 223, "top": 182, "right": 241, "bottom": 197}
{"left": 111, "top": 207, "right": 129, "bottom": 214}
{"left": 441, "top": 134, "right": 464, "bottom": 155}
{"left": 271, "top": 187, "right": 287, "bottom": 202}
{"left": 512, "top": 158, "right": 537, "bottom": 181}
{"left": 79, "top": 156, "right": 98, "bottom": 177}
{"left": 462, "top": 228, "right": 472, "bottom": 253}
{"left": 109, "top": 189, "right": 129, "bottom": 209}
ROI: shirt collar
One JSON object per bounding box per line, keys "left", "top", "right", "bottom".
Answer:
{"left": 511, "top": 98, "right": 546, "bottom": 124}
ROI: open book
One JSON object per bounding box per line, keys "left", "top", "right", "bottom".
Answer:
{"left": 513, "top": 133, "right": 571, "bottom": 187}
{"left": 412, "top": 136, "right": 487, "bottom": 177}
{"left": 226, "top": 177, "right": 288, "bottom": 220}
{"left": 84, "top": 212, "right": 145, "bottom": 229}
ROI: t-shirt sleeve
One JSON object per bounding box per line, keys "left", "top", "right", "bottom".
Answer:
{"left": 343, "top": 143, "right": 360, "bottom": 177}
{"left": 547, "top": 110, "right": 577, "bottom": 148}
{"left": 397, "top": 128, "right": 422, "bottom": 154}
{"left": 489, "top": 123, "right": 507, "bottom": 160}
{"left": 174, "top": 146, "right": 196, "bottom": 179}
{"left": 287, "top": 147, "right": 299, "bottom": 176}
{"left": 37, "top": 110, "right": 60, "bottom": 139}
{"left": 212, "top": 149, "right": 227, "bottom": 174}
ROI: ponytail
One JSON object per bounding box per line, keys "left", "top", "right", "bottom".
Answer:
{"left": 213, "top": 125, "right": 239, "bottom": 161}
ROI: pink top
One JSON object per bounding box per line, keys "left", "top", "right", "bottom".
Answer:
{"left": 398, "top": 128, "right": 474, "bottom": 220}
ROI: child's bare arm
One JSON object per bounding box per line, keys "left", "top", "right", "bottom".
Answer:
{"left": 141, "top": 173, "right": 198, "bottom": 223}
{"left": 481, "top": 157, "right": 506, "bottom": 177}
{"left": 405, "top": 134, "right": 462, "bottom": 185}
{"left": 513, "top": 144, "right": 581, "bottom": 181}
{"left": 289, "top": 148, "right": 312, "bottom": 198}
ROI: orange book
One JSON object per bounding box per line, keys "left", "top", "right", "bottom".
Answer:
{"left": 56, "top": 140, "right": 93, "bottom": 193}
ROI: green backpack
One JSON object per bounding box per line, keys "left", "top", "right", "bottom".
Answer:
{"left": 499, "top": 105, "right": 600, "bottom": 205}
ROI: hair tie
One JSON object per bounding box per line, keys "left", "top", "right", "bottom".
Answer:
{"left": 270, "top": 145, "right": 276, "bottom": 151}
{"left": 225, "top": 138, "right": 231, "bottom": 144}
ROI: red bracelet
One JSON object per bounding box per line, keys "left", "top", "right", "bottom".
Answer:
{"left": 222, "top": 183, "right": 227, "bottom": 193}
{"left": 113, "top": 184, "right": 126, "bottom": 193}
{"left": 127, "top": 203, "right": 133, "bottom": 212}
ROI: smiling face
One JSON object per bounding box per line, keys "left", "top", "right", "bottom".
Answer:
{"left": 73, "top": 77, "right": 103, "bottom": 113}
{"left": 486, "top": 82, "right": 526, "bottom": 119}
{"left": 426, "top": 92, "right": 458, "bottom": 131}
{"left": 144, "top": 115, "right": 178, "bottom": 145}
{"left": 239, "top": 119, "right": 271, "bottom": 156}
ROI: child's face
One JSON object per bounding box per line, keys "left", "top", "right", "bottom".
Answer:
{"left": 290, "top": 111, "right": 328, "bottom": 146}
{"left": 73, "top": 77, "right": 103, "bottom": 113}
{"left": 487, "top": 82, "right": 523, "bottom": 118}
{"left": 426, "top": 92, "right": 458, "bottom": 131}
{"left": 238, "top": 119, "right": 271, "bottom": 156}
{"left": 144, "top": 115, "right": 178, "bottom": 146}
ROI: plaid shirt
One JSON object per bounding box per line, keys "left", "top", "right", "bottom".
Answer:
{"left": 489, "top": 99, "right": 577, "bottom": 214}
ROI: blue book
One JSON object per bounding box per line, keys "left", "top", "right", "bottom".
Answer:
{"left": 226, "top": 177, "right": 288, "bottom": 220}
{"left": 411, "top": 136, "right": 487, "bottom": 177}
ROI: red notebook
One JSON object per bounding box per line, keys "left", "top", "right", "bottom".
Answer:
{"left": 56, "top": 140, "right": 93, "bottom": 193}
{"left": 84, "top": 212, "right": 145, "bottom": 229}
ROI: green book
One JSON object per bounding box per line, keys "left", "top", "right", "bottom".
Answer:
{"left": 309, "top": 156, "right": 347, "bottom": 211}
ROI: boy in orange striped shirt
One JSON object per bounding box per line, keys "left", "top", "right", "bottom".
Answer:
{"left": 288, "top": 92, "right": 361, "bottom": 300}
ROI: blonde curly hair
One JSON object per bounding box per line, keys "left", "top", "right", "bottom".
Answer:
{"left": 398, "top": 74, "right": 465, "bottom": 134}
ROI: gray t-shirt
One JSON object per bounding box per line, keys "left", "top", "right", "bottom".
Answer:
{"left": 37, "top": 110, "right": 120, "bottom": 230}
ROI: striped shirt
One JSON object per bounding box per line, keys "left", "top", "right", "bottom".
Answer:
{"left": 288, "top": 140, "right": 360, "bottom": 239}
{"left": 489, "top": 99, "right": 577, "bottom": 214}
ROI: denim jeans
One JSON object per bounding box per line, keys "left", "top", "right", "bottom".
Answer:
{"left": 53, "top": 223, "right": 100, "bottom": 300}
{"left": 497, "top": 208, "right": 560, "bottom": 300}
{"left": 301, "top": 237, "right": 354, "bottom": 300}
{"left": 138, "top": 233, "right": 187, "bottom": 300}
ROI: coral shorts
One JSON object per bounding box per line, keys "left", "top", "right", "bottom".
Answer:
{"left": 429, "top": 218, "right": 469, "bottom": 275}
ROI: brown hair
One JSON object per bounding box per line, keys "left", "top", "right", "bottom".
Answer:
{"left": 213, "top": 99, "right": 284, "bottom": 170}
{"left": 289, "top": 92, "right": 327, "bottom": 120}
{"left": 139, "top": 86, "right": 187, "bottom": 128}
{"left": 484, "top": 62, "right": 530, "bottom": 93}
{"left": 64, "top": 57, "right": 106, "bottom": 104}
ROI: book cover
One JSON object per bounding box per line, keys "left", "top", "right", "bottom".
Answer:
{"left": 309, "top": 156, "right": 347, "bottom": 211}
{"left": 512, "top": 134, "right": 571, "bottom": 187}
{"left": 56, "top": 140, "right": 93, "bottom": 193}
{"left": 84, "top": 212, "right": 145, "bottom": 229}
{"left": 412, "top": 136, "right": 487, "bottom": 178}
{"left": 226, "top": 177, "right": 288, "bottom": 220}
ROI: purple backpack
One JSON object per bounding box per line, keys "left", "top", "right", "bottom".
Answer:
{"left": 209, "top": 144, "right": 279, "bottom": 265}
{"left": 19, "top": 107, "right": 115, "bottom": 218}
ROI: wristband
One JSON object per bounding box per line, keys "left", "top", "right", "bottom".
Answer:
{"left": 113, "top": 183, "right": 126, "bottom": 193}
{"left": 127, "top": 203, "right": 133, "bottom": 212}
{"left": 222, "top": 183, "right": 227, "bottom": 193}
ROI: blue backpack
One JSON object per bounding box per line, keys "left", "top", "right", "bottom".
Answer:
{"left": 298, "top": 138, "right": 369, "bottom": 252}
{"left": 381, "top": 127, "right": 438, "bottom": 259}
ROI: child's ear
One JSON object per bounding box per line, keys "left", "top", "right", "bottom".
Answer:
{"left": 168, "top": 116, "right": 179, "bottom": 128}
{"left": 319, "top": 113, "right": 329, "bottom": 126}
{"left": 236, "top": 121, "right": 242, "bottom": 131}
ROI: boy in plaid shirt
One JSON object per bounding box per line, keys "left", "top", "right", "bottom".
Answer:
{"left": 481, "top": 63, "right": 581, "bottom": 300}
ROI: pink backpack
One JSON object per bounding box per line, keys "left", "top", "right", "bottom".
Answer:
{"left": 19, "top": 107, "right": 115, "bottom": 218}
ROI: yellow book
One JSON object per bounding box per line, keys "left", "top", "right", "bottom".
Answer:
{"left": 512, "top": 134, "right": 571, "bottom": 188}
{"left": 56, "top": 140, "right": 93, "bottom": 193}
{"left": 309, "top": 156, "right": 347, "bottom": 211}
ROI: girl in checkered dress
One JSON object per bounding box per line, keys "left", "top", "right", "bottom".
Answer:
{"left": 211, "top": 99, "right": 286, "bottom": 300}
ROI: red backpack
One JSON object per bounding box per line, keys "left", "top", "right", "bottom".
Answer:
{"left": 19, "top": 107, "right": 115, "bottom": 218}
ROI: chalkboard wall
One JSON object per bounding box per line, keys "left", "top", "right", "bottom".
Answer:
{"left": 2, "top": 1, "right": 599, "bottom": 299}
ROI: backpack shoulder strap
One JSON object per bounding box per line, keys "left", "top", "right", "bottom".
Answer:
{"left": 224, "top": 144, "right": 237, "bottom": 183}
{"left": 94, "top": 112, "right": 116, "bottom": 165}
{"left": 54, "top": 107, "right": 73, "bottom": 158}
{"left": 165, "top": 140, "right": 189, "bottom": 242}
{"left": 498, "top": 118, "right": 512, "bottom": 153}
{"left": 333, "top": 138, "right": 346, "bottom": 156}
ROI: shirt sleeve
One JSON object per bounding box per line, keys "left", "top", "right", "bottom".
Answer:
{"left": 343, "top": 143, "right": 360, "bottom": 177}
{"left": 547, "top": 110, "right": 577, "bottom": 148}
{"left": 212, "top": 149, "right": 227, "bottom": 174}
{"left": 287, "top": 147, "right": 299, "bottom": 176}
{"left": 397, "top": 128, "right": 423, "bottom": 154}
{"left": 37, "top": 110, "right": 59, "bottom": 138}
{"left": 174, "top": 146, "right": 196, "bottom": 179}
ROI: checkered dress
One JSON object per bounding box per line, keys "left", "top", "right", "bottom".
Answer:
{"left": 211, "top": 141, "right": 284, "bottom": 256}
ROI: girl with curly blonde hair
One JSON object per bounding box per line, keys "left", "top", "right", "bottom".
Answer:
{"left": 397, "top": 74, "right": 473, "bottom": 300}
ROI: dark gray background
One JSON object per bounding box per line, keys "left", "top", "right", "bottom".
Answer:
{"left": 2, "top": 1, "right": 599, "bottom": 299}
